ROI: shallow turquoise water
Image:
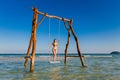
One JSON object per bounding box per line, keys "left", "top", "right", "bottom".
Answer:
{"left": 0, "top": 54, "right": 120, "bottom": 80}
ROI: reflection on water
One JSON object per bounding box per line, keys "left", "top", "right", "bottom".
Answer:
{"left": 0, "top": 54, "right": 120, "bottom": 80}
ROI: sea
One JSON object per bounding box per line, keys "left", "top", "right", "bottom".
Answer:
{"left": 0, "top": 53, "right": 120, "bottom": 80}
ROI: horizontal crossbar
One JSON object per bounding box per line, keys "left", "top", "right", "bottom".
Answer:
{"left": 66, "top": 56, "right": 84, "bottom": 58}
{"left": 32, "top": 8, "right": 71, "bottom": 22}
{"left": 24, "top": 55, "right": 31, "bottom": 59}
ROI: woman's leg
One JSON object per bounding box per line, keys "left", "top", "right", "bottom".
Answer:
{"left": 53, "top": 49, "right": 57, "bottom": 61}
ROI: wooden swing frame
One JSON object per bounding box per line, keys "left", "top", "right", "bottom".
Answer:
{"left": 24, "top": 7, "right": 86, "bottom": 72}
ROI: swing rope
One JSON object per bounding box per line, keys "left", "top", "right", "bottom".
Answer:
{"left": 57, "top": 20, "right": 61, "bottom": 60}
{"left": 58, "top": 20, "right": 61, "bottom": 43}
{"left": 48, "top": 18, "right": 61, "bottom": 61}
{"left": 48, "top": 18, "right": 51, "bottom": 59}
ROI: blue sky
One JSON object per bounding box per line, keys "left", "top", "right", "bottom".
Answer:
{"left": 0, "top": 0, "right": 120, "bottom": 53}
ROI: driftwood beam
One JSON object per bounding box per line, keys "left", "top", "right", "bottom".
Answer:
{"left": 64, "top": 30, "right": 70, "bottom": 64}
{"left": 32, "top": 8, "right": 70, "bottom": 21}
{"left": 68, "top": 20, "right": 86, "bottom": 67}
{"left": 63, "top": 21, "right": 71, "bottom": 64}
{"left": 66, "top": 56, "right": 84, "bottom": 57}
{"left": 37, "top": 13, "right": 47, "bottom": 28}
{"left": 30, "top": 8, "right": 38, "bottom": 72}
{"left": 24, "top": 34, "right": 33, "bottom": 67}
{"left": 63, "top": 19, "right": 69, "bottom": 30}
{"left": 24, "top": 55, "right": 32, "bottom": 59}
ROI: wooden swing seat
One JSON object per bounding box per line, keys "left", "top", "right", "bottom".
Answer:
{"left": 49, "top": 61, "right": 60, "bottom": 63}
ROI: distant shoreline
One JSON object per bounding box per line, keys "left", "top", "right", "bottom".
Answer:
{"left": 0, "top": 53, "right": 111, "bottom": 55}
{"left": 110, "top": 51, "right": 120, "bottom": 54}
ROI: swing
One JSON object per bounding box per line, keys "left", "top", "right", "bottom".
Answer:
{"left": 24, "top": 8, "right": 86, "bottom": 72}
{"left": 48, "top": 18, "right": 61, "bottom": 64}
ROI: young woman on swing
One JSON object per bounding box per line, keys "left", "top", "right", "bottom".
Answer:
{"left": 52, "top": 39, "right": 58, "bottom": 61}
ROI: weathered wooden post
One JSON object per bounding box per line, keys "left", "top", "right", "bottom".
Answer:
{"left": 30, "top": 8, "right": 38, "bottom": 72}
{"left": 68, "top": 20, "right": 86, "bottom": 67}
{"left": 63, "top": 20, "right": 71, "bottom": 64}
{"left": 24, "top": 8, "right": 38, "bottom": 72}
{"left": 64, "top": 29, "right": 71, "bottom": 64}
{"left": 24, "top": 8, "right": 47, "bottom": 72}
{"left": 24, "top": 36, "right": 33, "bottom": 68}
